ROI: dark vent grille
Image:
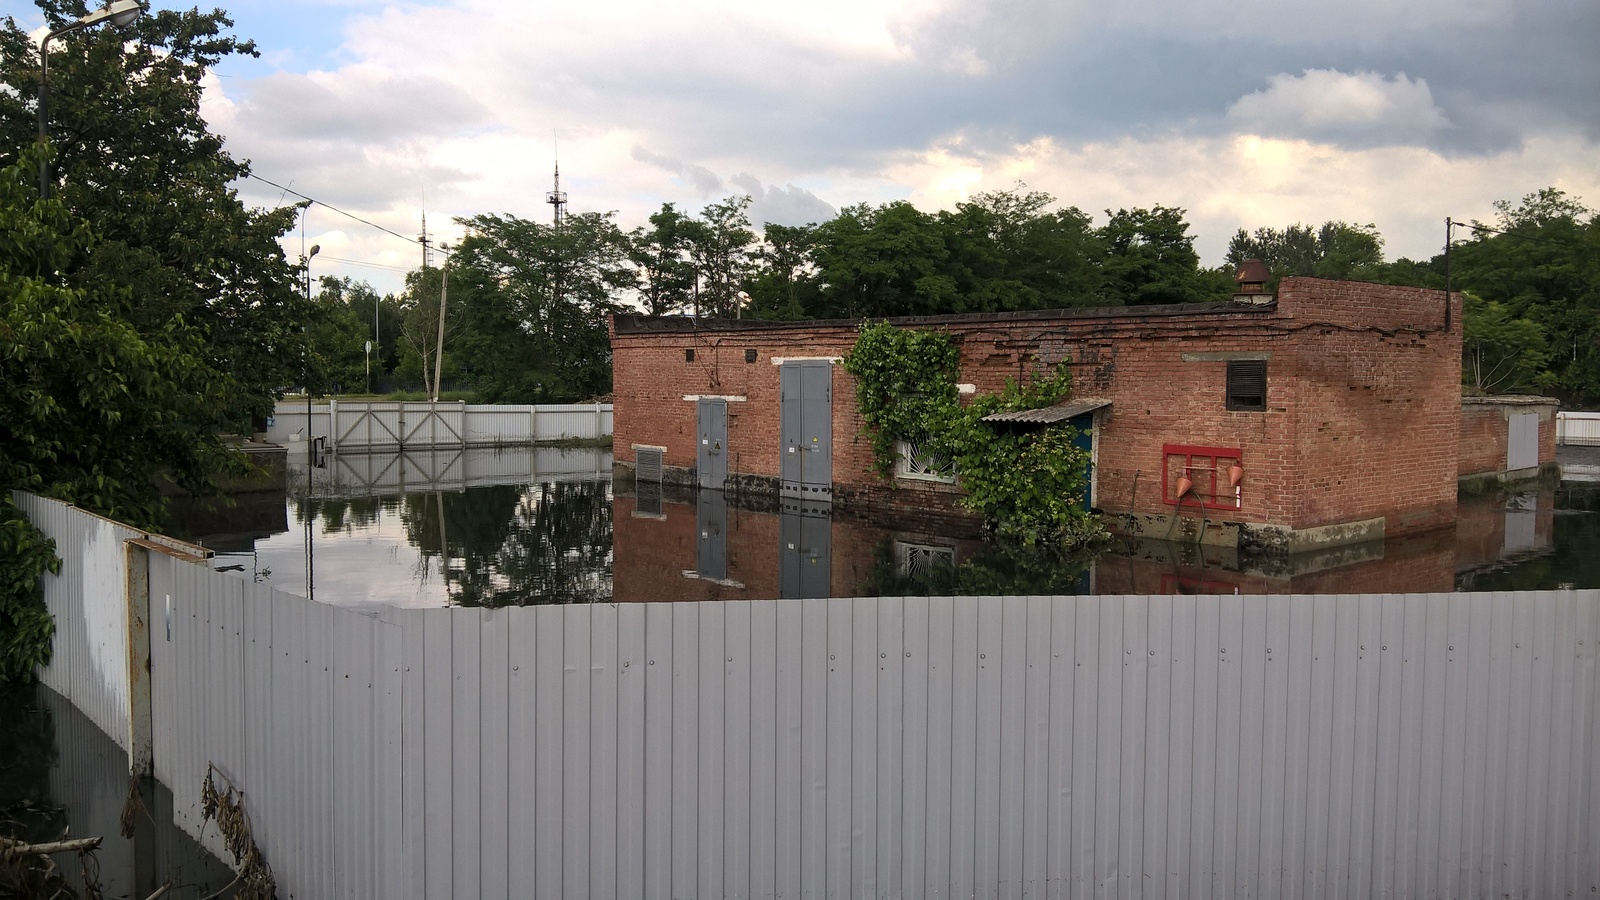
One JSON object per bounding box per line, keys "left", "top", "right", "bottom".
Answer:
{"left": 636, "top": 447, "right": 663, "bottom": 481}
{"left": 1226, "top": 360, "right": 1267, "bottom": 411}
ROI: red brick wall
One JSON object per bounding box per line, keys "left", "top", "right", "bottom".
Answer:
{"left": 1276, "top": 278, "right": 1461, "bottom": 534}
{"left": 1458, "top": 399, "right": 1559, "bottom": 477}
{"left": 614, "top": 278, "right": 1463, "bottom": 540}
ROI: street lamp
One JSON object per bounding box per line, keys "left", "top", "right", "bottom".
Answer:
{"left": 37, "top": 0, "right": 144, "bottom": 199}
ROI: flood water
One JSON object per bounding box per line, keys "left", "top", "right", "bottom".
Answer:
{"left": 167, "top": 447, "right": 1598, "bottom": 607}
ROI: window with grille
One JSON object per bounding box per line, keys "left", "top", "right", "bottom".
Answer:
{"left": 896, "top": 541, "right": 956, "bottom": 581}
{"left": 1226, "top": 360, "right": 1267, "bottom": 411}
{"left": 896, "top": 437, "right": 956, "bottom": 483}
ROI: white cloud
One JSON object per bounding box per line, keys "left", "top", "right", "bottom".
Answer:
{"left": 185, "top": 0, "right": 1598, "bottom": 295}
{"left": 885, "top": 132, "right": 1600, "bottom": 264}
{"left": 1228, "top": 70, "right": 1451, "bottom": 148}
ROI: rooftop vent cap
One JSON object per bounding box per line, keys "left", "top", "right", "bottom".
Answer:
{"left": 1233, "top": 258, "right": 1273, "bottom": 304}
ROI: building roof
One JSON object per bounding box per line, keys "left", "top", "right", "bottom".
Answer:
{"left": 980, "top": 398, "right": 1112, "bottom": 424}
{"left": 612, "top": 300, "right": 1277, "bottom": 335}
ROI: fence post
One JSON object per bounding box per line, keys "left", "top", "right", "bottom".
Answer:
{"left": 124, "top": 541, "right": 154, "bottom": 777}
{"left": 595, "top": 402, "right": 602, "bottom": 440}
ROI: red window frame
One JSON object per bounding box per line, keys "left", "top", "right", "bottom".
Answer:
{"left": 1162, "top": 443, "right": 1243, "bottom": 511}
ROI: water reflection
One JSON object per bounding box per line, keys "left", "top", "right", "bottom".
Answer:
{"left": 0, "top": 684, "right": 235, "bottom": 898}
{"left": 175, "top": 447, "right": 614, "bottom": 608}
{"left": 171, "top": 445, "right": 1599, "bottom": 606}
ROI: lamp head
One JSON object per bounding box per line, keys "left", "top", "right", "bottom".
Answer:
{"left": 80, "top": 1, "right": 143, "bottom": 28}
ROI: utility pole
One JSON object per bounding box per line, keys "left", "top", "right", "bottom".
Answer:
{"left": 432, "top": 269, "right": 448, "bottom": 402}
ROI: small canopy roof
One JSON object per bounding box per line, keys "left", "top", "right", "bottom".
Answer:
{"left": 980, "top": 398, "right": 1111, "bottom": 424}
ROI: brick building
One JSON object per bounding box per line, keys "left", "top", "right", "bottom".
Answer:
{"left": 612, "top": 277, "right": 1484, "bottom": 554}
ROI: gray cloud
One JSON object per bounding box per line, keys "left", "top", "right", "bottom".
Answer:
{"left": 729, "top": 173, "right": 838, "bottom": 227}
{"left": 630, "top": 144, "right": 725, "bottom": 195}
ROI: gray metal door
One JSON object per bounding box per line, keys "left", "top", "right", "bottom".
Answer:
{"left": 697, "top": 399, "right": 727, "bottom": 489}
{"left": 779, "top": 501, "right": 832, "bottom": 598}
{"left": 780, "top": 362, "right": 832, "bottom": 500}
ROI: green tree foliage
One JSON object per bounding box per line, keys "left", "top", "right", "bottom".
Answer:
{"left": 1225, "top": 220, "right": 1387, "bottom": 284}
{"left": 1, "top": 153, "right": 238, "bottom": 682}
{"left": 1447, "top": 189, "right": 1600, "bottom": 404}
{"left": 935, "top": 189, "right": 1104, "bottom": 312}
{"left": 1097, "top": 205, "right": 1227, "bottom": 305}
{"left": 0, "top": 1, "right": 309, "bottom": 427}
{"left": 449, "top": 211, "right": 631, "bottom": 402}
{"left": 628, "top": 202, "right": 697, "bottom": 315}
{"left": 743, "top": 222, "right": 821, "bottom": 320}
{"left": 394, "top": 265, "right": 461, "bottom": 395}
{"left": 305, "top": 276, "right": 402, "bottom": 394}
{"left": 1461, "top": 292, "right": 1553, "bottom": 395}
{"left": 811, "top": 201, "right": 957, "bottom": 317}
{"left": 682, "top": 196, "right": 756, "bottom": 318}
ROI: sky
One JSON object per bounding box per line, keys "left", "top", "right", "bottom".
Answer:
{"left": 9, "top": 0, "right": 1600, "bottom": 295}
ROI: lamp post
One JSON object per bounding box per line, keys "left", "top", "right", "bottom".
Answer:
{"left": 37, "top": 0, "right": 143, "bottom": 200}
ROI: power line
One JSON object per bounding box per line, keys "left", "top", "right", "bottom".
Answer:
{"left": 1454, "top": 219, "right": 1593, "bottom": 249}
{"left": 247, "top": 172, "right": 451, "bottom": 256}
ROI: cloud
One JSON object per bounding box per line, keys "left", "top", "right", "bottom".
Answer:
{"left": 1227, "top": 70, "right": 1450, "bottom": 148}
{"left": 186, "top": 0, "right": 1599, "bottom": 296}
{"left": 629, "top": 145, "right": 725, "bottom": 195}
{"left": 728, "top": 174, "right": 838, "bottom": 227}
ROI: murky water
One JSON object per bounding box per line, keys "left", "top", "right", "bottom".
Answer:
{"left": 164, "top": 447, "right": 1600, "bottom": 607}
{"left": 0, "top": 684, "right": 237, "bottom": 898}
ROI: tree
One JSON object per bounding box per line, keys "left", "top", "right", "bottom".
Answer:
{"left": 305, "top": 277, "right": 401, "bottom": 394}
{"left": 811, "top": 201, "right": 955, "bottom": 317}
{"left": 628, "top": 203, "right": 697, "bottom": 316}
{"left": 682, "top": 196, "right": 757, "bottom": 318}
{"left": 0, "top": 2, "right": 309, "bottom": 428}
{"left": 1448, "top": 189, "right": 1600, "bottom": 404}
{"left": 395, "top": 265, "right": 461, "bottom": 395}
{"left": 1096, "top": 206, "right": 1224, "bottom": 305}
{"left": 1226, "top": 220, "right": 1386, "bottom": 284}
{"left": 936, "top": 187, "right": 1104, "bottom": 312}
{"left": 449, "top": 211, "right": 630, "bottom": 402}
{"left": 1, "top": 152, "right": 237, "bottom": 681}
{"left": 743, "top": 222, "right": 821, "bottom": 320}
{"left": 1461, "top": 292, "right": 1553, "bottom": 395}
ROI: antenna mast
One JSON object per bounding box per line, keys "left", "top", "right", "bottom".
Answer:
{"left": 419, "top": 209, "right": 433, "bottom": 268}
{"left": 546, "top": 141, "right": 567, "bottom": 227}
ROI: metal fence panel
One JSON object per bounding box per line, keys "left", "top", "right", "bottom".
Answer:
{"left": 27, "top": 502, "right": 1600, "bottom": 900}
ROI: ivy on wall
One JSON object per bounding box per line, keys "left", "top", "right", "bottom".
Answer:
{"left": 842, "top": 322, "right": 1108, "bottom": 547}
{"left": 0, "top": 498, "right": 60, "bottom": 684}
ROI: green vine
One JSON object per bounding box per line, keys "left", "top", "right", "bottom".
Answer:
{"left": 0, "top": 497, "right": 61, "bottom": 684}
{"left": 842, "top": 322, "right": 1108, "bottom": 547}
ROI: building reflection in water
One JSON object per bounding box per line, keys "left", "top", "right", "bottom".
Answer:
{"left": 615, "top": 484, "right": 1558, "bottom": 600}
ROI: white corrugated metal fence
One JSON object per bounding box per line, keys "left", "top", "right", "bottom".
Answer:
{"left": 24, "top": 495, "right": 1600, "bottom": 899}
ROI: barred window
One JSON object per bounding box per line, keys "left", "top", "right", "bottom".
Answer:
{"left": 1226, "top": 360, "right": 1267, "bottom": 411}
{"left": 895, "top": 437, "right": 956, "bottom": 483}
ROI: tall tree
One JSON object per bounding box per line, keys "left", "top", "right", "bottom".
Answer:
{"left": 744, "top": 222, "right": 821, "bottom": 320}
{"left": 1226, "top": 220, "right": 1386, "bottom": 283}
{"left": 1095, "top": 206, "right": 1223, "bottom": 305}
{"left": 628, "top": 202, "right": 696, "bottom": 316}
{"left": 0, "top": 2, "right": 309, "bottom": 428}
{"left": 682, "top": 196, "right": 756, "bottom": 318}
{"left": 450, "top": 211, "right": 630, "bottom": 402}
{"left": 937, "top": 187, "right": 1103, "bottom": 312}
{"left": 811, "top": 201, "right": 955, "bottom": 318}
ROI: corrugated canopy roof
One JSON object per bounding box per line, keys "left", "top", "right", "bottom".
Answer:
{"left": 980, "top": 398, "right": 1111, "bottom": 424}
